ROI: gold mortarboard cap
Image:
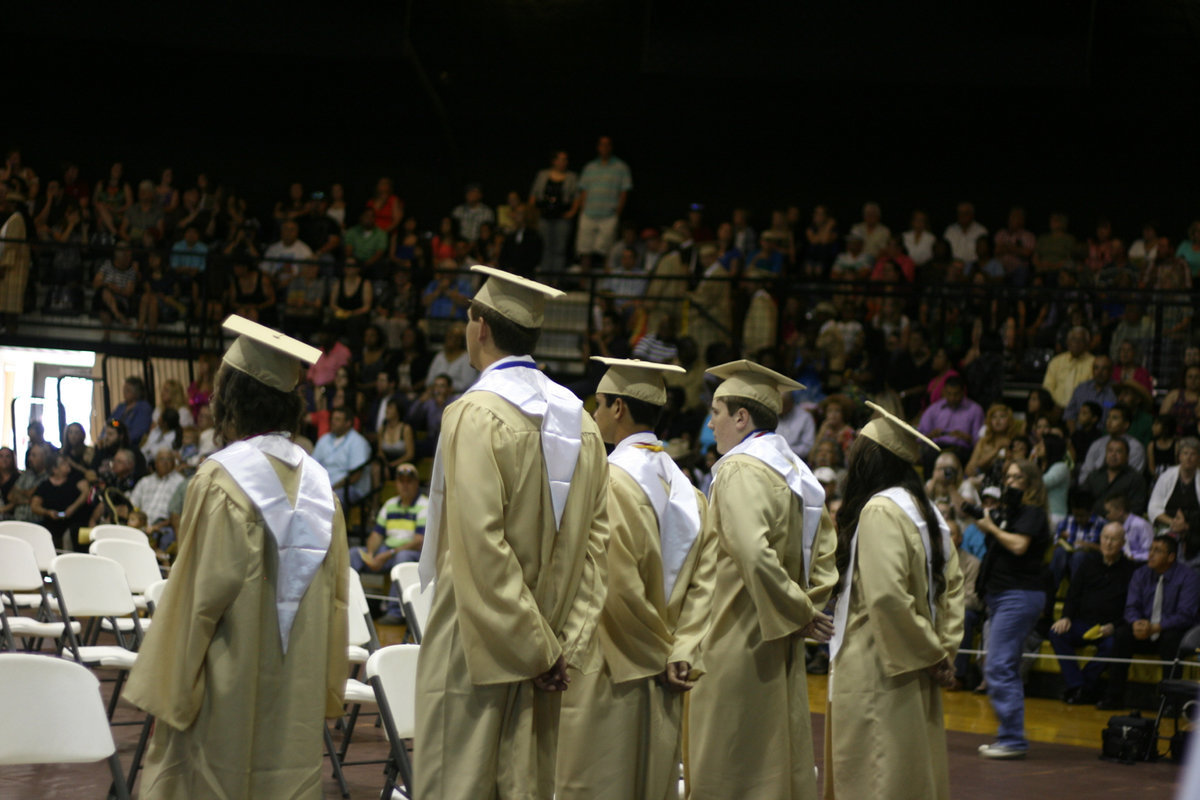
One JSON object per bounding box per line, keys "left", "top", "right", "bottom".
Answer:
{"left": 707, "top": 359, "right": 804, "bottom": 415}
{"left": 860, "top": 400, "right": 940, "bottom": 463}
{"left": 221, "top": 315, "right": 322, "bottom": 392}
{"left": 592, "top": 357, "right": 686, "bottom": 406}
{"left": 471, "top": 265, "right": 565, "bottom": 329}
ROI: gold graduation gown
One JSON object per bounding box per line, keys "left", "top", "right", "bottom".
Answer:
{"left": 556, "top": 466, "right": 714, "bottom": 800}
{"left": 687, "top": 456, "right": 838, "bottom": 800}
{"left": 123, "top": 455, "right": 350, "bottom": 800}
{"left": 823, "top": 495, "right": 965, "bottom": 800}
{"left": 413, "top": 391, "right": 610, "bottom": 800}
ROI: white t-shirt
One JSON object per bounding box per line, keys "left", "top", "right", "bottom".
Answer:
{"left": 943, "top": 221, "right": 988, "bottom": 263}
{"left": 902, "top": 229, "right": 936, "bottom": 265}
{"left": 261, "top": 239, "right": 315, "bottom": 280}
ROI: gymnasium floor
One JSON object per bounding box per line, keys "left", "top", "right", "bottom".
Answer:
{"left": 0, "top": 625, "right": 1184, "bottom": 798}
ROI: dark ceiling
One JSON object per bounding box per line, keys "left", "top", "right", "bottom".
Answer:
{"left": 6, "top": 1, "right": 1199, "bottom": 235}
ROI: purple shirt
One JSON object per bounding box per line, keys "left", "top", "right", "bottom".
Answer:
{"left": 917, "top": 397, "right": 985, "bottom": 449}
{"left": 1122, "top": 514, "right": 1154, "bottom": 562}
{"left": 1124, "top": 562, "right": 1200, "bottom": 631}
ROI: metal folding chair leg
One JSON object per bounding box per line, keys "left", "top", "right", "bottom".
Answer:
{"left": 325, "top": 723, "right": 351, "bottom": 798}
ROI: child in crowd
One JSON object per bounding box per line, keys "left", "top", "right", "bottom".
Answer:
{"left": 1148, "top": 413, "right": 1178, "bottom": 477}
{"left": 1050, "top": 488, "right": 1105, "bottom": 591}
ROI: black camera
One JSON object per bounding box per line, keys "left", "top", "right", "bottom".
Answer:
{"left": 942, "top": 467, "right": 956, "bottom": 480}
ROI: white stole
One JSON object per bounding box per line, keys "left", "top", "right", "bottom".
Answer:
{"left": 828, "top": 486, "right": 952, "bottom": 695}
{"left": 711, "top": 431, "right": 825, "bottom": 587}
{"left": 208, "top": 433, "right": 335, "bottom": 654}
{"left": 607, "top": 431, "right": 702, "bottom": 598}
{"left": 418, "top": 355, "right": 584, "bottom": 589}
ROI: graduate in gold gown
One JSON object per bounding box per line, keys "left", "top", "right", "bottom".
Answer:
{"left": 414, "top": 266, "right": 610, "bottom": 800}
{"left": 123, "top": 315, "right": 349, "bottom": 799}
{"left": 556, "top": 358, "right": 716, "bottom": 800}
{"left": 825, "top": 402, "right": 964, "bottom": 800}
{"left": 687, "top": 360, "right": 839, "bottom": 800}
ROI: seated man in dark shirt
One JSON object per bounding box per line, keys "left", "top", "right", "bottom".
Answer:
{"left": 1047, "top": 522, "right": 1137, "bottom": 704}
{"left": 1098, "top": 534, "right": 1200, "bottom": 710}
{"left": 1081, "top": 436, "right": 1147, "bottom": 515}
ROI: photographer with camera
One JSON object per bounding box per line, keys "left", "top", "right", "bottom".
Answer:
{"left": 960, "top": 458, "right": 1051, "bottom": 759}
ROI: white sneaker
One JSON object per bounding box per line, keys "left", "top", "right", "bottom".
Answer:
{"left": 978, "top": 743, "right": 1026, "bottom": 759}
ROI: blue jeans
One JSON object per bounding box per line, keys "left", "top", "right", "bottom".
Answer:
{"left": 984, "top": 590, "right": 1045, "bottom": 750}
{"left": 538, "top": 218, "right": 573, "bottom": 273}
{"left": 350, "top": 547, "right": 420, "bottom": 615}
{"left": 1047, "top": 620, "right": 1114, "bottom": 691}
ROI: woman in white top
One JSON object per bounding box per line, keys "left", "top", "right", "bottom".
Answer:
{"left": 903, "top": 209, "right": 936, "bottom": 266}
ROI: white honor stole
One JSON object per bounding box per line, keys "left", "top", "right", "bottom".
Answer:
{"left": 711, "top": 431, "right": 826, "bottom": 587}
{"left": 608, "top": 431, "right": 702, "bottom": 598}
{"left": 418, "top": 355, "right": 584, "bottom": 589}
{"left": 208, "top": 433, "right": 335, "bottom": 654}
{"left": 828, "top": 486, "right": 952, "bottom": 696}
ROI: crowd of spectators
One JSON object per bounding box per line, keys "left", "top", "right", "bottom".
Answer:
{"left": 5, "top": 137, "right": 1200, "bottom": 706}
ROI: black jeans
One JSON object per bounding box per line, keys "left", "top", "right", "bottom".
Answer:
{"left": 1104, "top": 622, "right": 1187, "bottom": 703}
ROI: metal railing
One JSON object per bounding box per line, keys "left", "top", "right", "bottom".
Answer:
{"left": 5, "top": 235, "right": 1196, "bottom": 388}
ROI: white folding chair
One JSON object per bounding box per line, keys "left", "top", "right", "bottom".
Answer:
{"left": 49, "top": 554, "right": 144, "bottom": 719}
{"left": 90, "top": 539, "right": 165, "bottom": 612}
{"left": 0, "top": 520, "right": 58, "bottom": 572}
{"left": 0, "top": 535, "right": 79, "bottom": 651}
{"left": 143, "top": 579, "right": 167, "bottom": 614}
{"left": 402, "top": 581, "right": 434, "bottom": 644}
{"left": 89, "top": 524, "right": 151, "bottom": 546}
{"left": 0, "top": 653, "right": 131, "bottom": 799}
{"left": 368, "top": 644, "right": 420, "bottom": 799}
{"left": 326, "top": 569, "right": 384, "bottom": 798}
{"left": 390, "top": 562, "right": 420, "bottom": 599}
{"left": 347, "top": 568, "right": 380, "bottom": 665}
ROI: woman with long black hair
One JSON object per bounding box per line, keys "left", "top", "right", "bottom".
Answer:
{"left": 964, "top": 457, "right": 1051, "bottom": 759}
{"left": 825, "top": 402, "right": 964, "bottom": 800}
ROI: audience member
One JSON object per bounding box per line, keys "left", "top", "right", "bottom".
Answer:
{"left": 307, "top": 330, "right": 352, "bottom": 388}
{"left": 312, "top": 406, "right": 373, "bottom": 504}
{"left": 849, "top": 201, "right": 890, "bottom": 258}
{"left": 1148, "top": 413, "right": 1179, "bottom": 478}
{"left": 1079, "top": 404, "right": 1147, "bottom": 477}
{"left": 141, "top": 408, "right": 183, "bottom": 463}
{"left": 1042, "top": 328, "right": 1095, "bottom": 408}
{"left": 367, "top": 177, "right": 404, "bottom": 234}
{"left": 29, "top": 451, "right": 91, "bottom": 550}
{"left": 1148, "top": 436, "right": 1200, "bottom": 567}
{"left": 1099, "top": 535, "right": 1200, "bottom": 709}
{"left": 1160, "top": 364, "right": 1200, "bottom": 435}
{"left": 1048, "top": 523, "right": 1136, "bottom": 704}
{"left": 994, "top": 206, "right": 1035, "bottom": 285}
{"left": 965, "top": 403, "right": 1018, "bottom": 482}
{"left": 108, "top": 376, "right": 153, "bottom": 446}
{"left": 358, "top": 463, "right": 428, "bottom": 623}
{"left": 944, "top": 201, "right": 988, "bottom": 263}
{"left": 575, "top": 136, "right": 632, "bottom": 269}
{"left": 1033, "top": 212, "right": 1076, "bottom": 275}
{"left": 777, "top": 391, "right": 816, "bottom": 460}
{"left": 422, "top": 258, "right": 474, "bottom": 322}
{"left": 1050, "top": 488, "right": 1106, "bottom": 589}
{"left": 1063, "top": 354, "right": 1116, "bottom": 430}
{"left": 92, "top": 241, "right": 140, "bottom": 328}
{"left": 498, "top": 207, "right": 543, "bottom": 278}
{"left": 1082, "top": 436, "right": 1148, "bottom": 515}
{"left": 917, "top": 375, "right": 983, "bottom": 469}
{"left": 407, "top": 374, "right": 455, "bottom": 458}
{"left": 450, "top": 183, "right": 495, "bottom": 244}
{"left": 528, "top": 150, "right": 578, "bottom": 274}
{"left": 424, "top": 322, "right": 477, "bottom": 391}
{"left": 343, "top": 210, "right": 389, "bottom": 275}
{"left": 129, "top": 448, "right": 185, "bottom": 537}
{"left": 261, "top": 219, "right": 314, "bottom": 289}
{"left": 1103, "top": 495, "right": 1153, "bottom": 564}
